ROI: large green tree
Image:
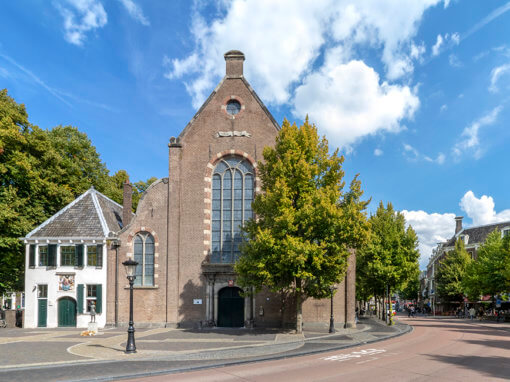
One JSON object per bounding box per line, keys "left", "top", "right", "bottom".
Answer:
{"left": 235, "top": 119, "right": 369, "bottom": 333}
{"left": 463, "top": 230, "right": 510, "bottom": 301}
{"left": 435, "top": 238, "right": 471, "bottom": 303}
{"left": 0, "top": 89, "right": 155, "bottom": 293}
{"left": 357, "top": 202, "right": 420, "bottom": 323}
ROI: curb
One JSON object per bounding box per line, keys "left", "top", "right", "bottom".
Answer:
{"left": 73, "top": 319, "right": 413, "bottom": 382}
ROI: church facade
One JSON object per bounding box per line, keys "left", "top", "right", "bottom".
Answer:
{"left": 22, "top": 51, "right": 356, "bottom": 329}
{"left": 107, "top": 51, "right": 356, "bottom": 329}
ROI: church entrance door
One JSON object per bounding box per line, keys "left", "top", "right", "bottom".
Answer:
{"left": 217, "top": 287, "right": 244, "bottom": 327}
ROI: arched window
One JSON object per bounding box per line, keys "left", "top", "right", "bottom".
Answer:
{"left": 211, "top": 155, "right": 254, "bottom": 263}
{"left": 133, "top": 232, "right": 154, "bottom": 286}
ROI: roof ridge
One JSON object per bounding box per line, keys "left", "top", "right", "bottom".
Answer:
{"left": 91, "top": 190, "right": 110, "bottom": 236}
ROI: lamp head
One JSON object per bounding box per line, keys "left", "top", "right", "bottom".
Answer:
{"left": 122, "top": 258, "right": 138, "bottom": 279}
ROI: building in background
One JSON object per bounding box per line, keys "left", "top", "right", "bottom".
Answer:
{"left": 425, "top": 216, "right": 510, "bottom": 313}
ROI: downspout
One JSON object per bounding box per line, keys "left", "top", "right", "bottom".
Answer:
{"left": 165, "top": 177, "right": 170, "bottom": 326}
{"left": 114, "top": 242, "right": 119, "bottom": 327}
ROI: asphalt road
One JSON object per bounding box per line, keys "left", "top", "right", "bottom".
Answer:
{"left": 126, "top": 316, "right": 510, "bottom": 382}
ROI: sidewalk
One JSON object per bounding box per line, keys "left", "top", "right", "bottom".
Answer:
{"left": 0, "top": 317, "right": 411, "bottom": 381}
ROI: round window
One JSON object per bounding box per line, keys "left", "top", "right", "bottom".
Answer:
{"left": 226, "top": 100, "right": 241, "bottom": 115}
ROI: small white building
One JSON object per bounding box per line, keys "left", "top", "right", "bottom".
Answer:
{"left": 21, "top": 188, "right": 125, "bottom": 328}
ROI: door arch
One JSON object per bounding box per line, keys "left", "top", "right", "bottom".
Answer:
{"left": 58, "top": 297, "right": 77, "bottom": 327}
{"left": 217, "top": 287, "right": 244, "bottom": 327}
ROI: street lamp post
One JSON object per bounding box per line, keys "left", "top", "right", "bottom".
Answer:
{"left": 329, "top": 285, "right": 337, "bottom": 333}
{"left": 122, "top": 258, "right": 138, "bottom": 354}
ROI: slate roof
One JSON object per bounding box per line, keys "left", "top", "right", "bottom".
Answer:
{"left": 444, "top": 221, "right": 510, "bottom": 247}
{"left": 23, "top": 188, "right": 127, "bottom": 239}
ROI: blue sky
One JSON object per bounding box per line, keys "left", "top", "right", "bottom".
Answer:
{"left": 2, "top": 0, "right": 510, "bottom": 267}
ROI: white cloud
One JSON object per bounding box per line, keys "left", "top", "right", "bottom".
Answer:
{"left": 453, "top": 106, "right": 503, "bottom": 159}
{"left": 440, "top": 104, "right": 447, "bottom": 112}
{"left": 448, "top": 53, "right": 462, "bottom": 67}
{"left": 117, "top": 0, "right": 150, "bottom": 26}
{"left": 405, "top": 191, "right": 510, "bottom": 268}
{"left": 166, "top": 0, "right": 443, "bottom": 109}
{"left": 489, "top": 63, "right": 510, "bottom": 93}
{"left": 410, "top": 43, "right": 426, "bottom": 62}
{"left": 402, "top": 210, "right": 456, "bottom": 269}
{"left": 431, "top": 34, "right": 444, "bottom": 56}
{"left": 374, "top": 148, "right": 383, "bottom": 156}
{"left": 424, "top": 153, "right": 445, "bottom": 164}
{"left": 403, "top": 143, "right": 419, "bottom": 159}
{"left": 292, "top": 60, "right": 419, "bottom": 149}
{"left": 451, "top": 32, "right": 460, "bottom": 45}
{"left": 459, "top": 191, "right": 510, "bottom": 226}
{"left": 54, "top": 0, "right": 108, "bottom": 46}
{"left": 443, "top": 0, "right": 451, "bottom": 8}
{"left": 431, "top": 33, "right": 460, "bottom": 57}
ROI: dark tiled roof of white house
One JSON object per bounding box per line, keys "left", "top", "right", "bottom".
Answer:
{"left": 23, "top": 188, "right": 127, "bottom": 239}
{"left": 444, "top": 221, "right": 510, "bottom": 247}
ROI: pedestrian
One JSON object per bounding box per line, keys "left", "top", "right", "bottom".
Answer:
{"left": 469, "top": 307, "right": 475, "bottom": 320}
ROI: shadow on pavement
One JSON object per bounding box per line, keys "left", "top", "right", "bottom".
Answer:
{"left": 426, "top": 354, "right": 510, "bottom": 380}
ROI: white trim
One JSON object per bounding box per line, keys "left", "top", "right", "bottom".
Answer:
{"left": 25, "top": 188, "right": 95, "bottom": 238}
{"left": 91, "top": 190, "right": 109, "bottom": 236}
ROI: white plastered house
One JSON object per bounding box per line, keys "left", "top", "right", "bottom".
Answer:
{"left": 21, "top": 187, "right": 126, "bottom": 328}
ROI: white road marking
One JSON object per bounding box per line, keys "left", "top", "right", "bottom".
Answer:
{"left": 321, "top": 348, "right": 386, "bottom": 362}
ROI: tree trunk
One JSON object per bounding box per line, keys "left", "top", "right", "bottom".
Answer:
{"left": 388, "top": 285, "right": 393, "bottom": 326}
{"left": 296, "top": 291, "right": 303, "bottom": 334}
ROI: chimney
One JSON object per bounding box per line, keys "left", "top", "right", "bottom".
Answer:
{"left": 122, "top": 179, "right": 133, "bottom": 227}
{"left": 455, "top": 216, "right": 463, "bottom": 234}
{"left": 224, "top": 50, "right": 245, "bottom": 77}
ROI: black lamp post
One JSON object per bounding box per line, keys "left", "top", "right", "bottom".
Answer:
{"left": 122, "top": 258, "right": 138, "bottom": 354}
{"left": 329, "top": 285, "right": 337, "bottom": 333}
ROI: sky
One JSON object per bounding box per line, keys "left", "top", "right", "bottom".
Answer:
{"left": 1, "top": 0, "right": 510, "bottom": 269}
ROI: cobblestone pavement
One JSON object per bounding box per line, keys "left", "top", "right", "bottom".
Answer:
{"left": 0, "top": 316, "right": 411, "bottom": 381}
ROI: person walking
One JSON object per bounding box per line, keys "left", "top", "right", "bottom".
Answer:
{"left": 469, "top": 307, "right": 476, "bottom": 320}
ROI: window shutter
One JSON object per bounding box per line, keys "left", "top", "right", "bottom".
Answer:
{"left": 29, "top": 245, "right": 36, "bottom": 267}
{"left": 48, "top": 244, "right": 57, "bottom": 267}
{"left": 76, "top": 244, "right": 84, "bottom": 267}
{"left": 96, "top": 284, "right": 102, "bottom": 314}
{"left": 77, "top": 284, "right": 84, "bottom": 314}
{"left": 97, "top": 244, "right": 103, "bottom": 267}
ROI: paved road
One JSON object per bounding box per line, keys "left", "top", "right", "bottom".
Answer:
{"left": 0, "top": 317, "right": 408, "bottom": 381}
{"left": 127, "top": 316, "right": 510, "bottom": 382}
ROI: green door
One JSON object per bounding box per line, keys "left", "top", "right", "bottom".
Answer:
{"left": 218, "top": 287, "right": 245, "bottom": 327}
{"left": 37, "top": 299, "right": 47, "bottom": 327}
{"left": 58, "top": 297, "right": 77, "bottom": 327}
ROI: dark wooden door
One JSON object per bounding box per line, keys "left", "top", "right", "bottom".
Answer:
{"left": 58, "top": 297, "right": 76, "bottom": 327}
{"left": 217, "top": 287, "right": 244, "bottom": 327}
{"left": 37, "top": 299, "right": 47, "bottom": 327}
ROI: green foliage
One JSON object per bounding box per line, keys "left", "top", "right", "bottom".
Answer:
{"left": 398, "top": 268, "right": 420, "bottom": 301}
{"left": 357, "top": 202, "right": 420, "bottom": 299}
{"left": 463, "top": 230, "right": 510, "bottom": 300}
{"left": 0, "top": 89, "right": 155, "bottom": 293}
{"left": 435, "top": 238, "right": 471, "bottom": 302}
{"left": 235, "top": 118, "right": 369, "bottom": 331}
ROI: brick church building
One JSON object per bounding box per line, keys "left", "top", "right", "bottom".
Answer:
{"left": 24, "top": 51, "right": 356, "bottom": 329}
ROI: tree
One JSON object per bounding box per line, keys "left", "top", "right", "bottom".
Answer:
{"left": 357, "top": 202, "right": 420, "bottom": 323}
{"left": 463, "top": 230, "right": 509, "bottom": 302}
{"left": 235, "top": 119, "right": 369, "bottom": 333}
{"left": 435, "top": 238, "right": 471, "bottom": 303}
{"left": 0, "top": 89, "right": 156, "bottom": 293}
{"left": 398, "top": 268, "right": 420, "bottom": 302}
